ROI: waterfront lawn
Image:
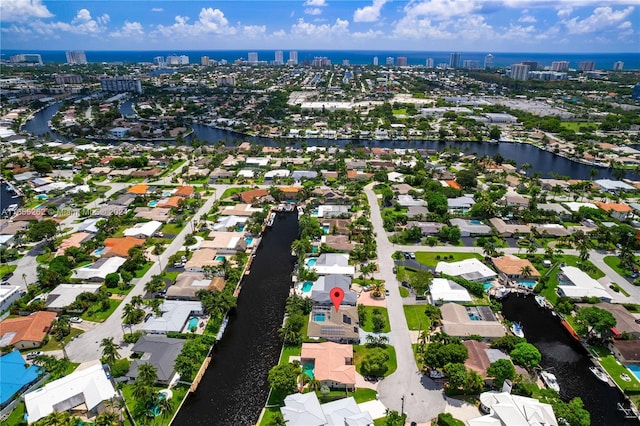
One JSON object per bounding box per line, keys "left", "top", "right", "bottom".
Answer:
{"left": 122, "top": 383, "right": 189, "bottom": 426}
{"left": 360, "top": 306, "right": 391, "bottom": 333}
{"left": 354, "top": 344, "right": 397, "bottom": 377}
{"left": 415, "top": 252, "right": 482, "bottom": 268}
{"left": 403, "top": 305, "right": 430, "bottom": 331}
{"left": 81, "top": 299, "right": 122, "bottom": 322}
{"left": 279, "top": 345, "right": 302, "bottom": 366}
{"left": 599, "top": 356, "right": 640, "bottom": 392}
{"left": 259, "top": 407, "right": 282, "bottom": 426}
{"left": 0, "top": 264, "right": 16, "bottom": 279}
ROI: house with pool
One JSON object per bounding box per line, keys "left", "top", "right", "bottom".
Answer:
{"left": 309, "top": 275, "right": 357, "bottom": 306}
{"left": 126, "top": 335, "right": 185, "bottom": 386}
{"left": 307, "top": 305, "right": 359, "bottom": 344}
{"left": 300, "top": 342, "right": 356, "bottom": 390}
{"left": 435, "top": 258, "right": 497, "bottom": 283}
{"left": 143, "top": 300, "right": 204, "bottom": 334}
{"left": 491, "top": 255, "right": 540, "bottom": 286}
{"left": 307, "top": 253, "right": 355, "bottom": 276}
{"left": 123, "top": 220, "right": 163, "bottom": 239}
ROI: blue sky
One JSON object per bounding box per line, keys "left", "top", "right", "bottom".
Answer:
{"left": 1, "top": 0, "right": 638, "bottom": 52}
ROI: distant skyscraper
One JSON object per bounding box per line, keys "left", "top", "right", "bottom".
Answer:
{"left": 578, "top": 61, "right": 595, "bottom": 72}
{"left": 551, "top": 61, "right": 569, "bottom": 72}
{"left": 484, "top": 54, "right": 494, "bottom": 69}
{"left": 288, "top": 51, "right": 298, "bottom": 65}
{"left": 426, "top": 58, "right": 434, "bottom": 68}
{"left": 463, "top": 60, "right": 478, "bottom": 69}
{"left": 65, "top": 51, "right": 87, "bottom": 65}
{"left": 201, "top": 56, "right": 210, "bottom": 66}
{"left": 217, "top": 75, "right": 235, "bottom": 87}
{"left": 613, "top": 61, "right": 624, "bottom": 71}
{"left": 166, "top": 55, "right": 189, "bottom": 65}
{"left": 312, "top": 56, "right": 331, "bottom": 67}
{"left": 10, "top": 53, "right": 43, "bottom": 65}
{"left": 153, "top": 56, "right": 166, "bottom": 68}
{"left": 396, "top": 56, "right": 408, "bottom": 67}
{"left": 521, "top": 61, "right": 539, "bottom": 71}
{"left": 373, "top": 56, "right": 379, "bottom": 66}
{"left": 247, "top": 52, "right": 258, "bottom": 64}
{"left": 274, "top": 51, "right": 284, "bottom": 65}
{"left": 100, "top": 76, "right": 142, "bottom": 93}
{"left": 509, "top": 64, "right": 530, "bottom": 81}
{"left": 385, "top": 57, "right": 394, "bottom": 66}
{"left": 449, "top": 52, "right": 460, "bottom": 68}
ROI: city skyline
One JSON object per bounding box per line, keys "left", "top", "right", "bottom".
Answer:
{"left": 0, "top": 0, "right": 638, "bottom": 53}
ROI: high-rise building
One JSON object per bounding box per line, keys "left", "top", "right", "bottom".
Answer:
{"left": 247, "top": 52, "right": 258, "bottom": 64}
{"left": 449, "top": 52, "right": 460, "bottom": 68}
{"left": 551, "top": 61, "right": 569, "bottom": 72}
{"left": 10, "top": 54, "right": 43, "bottom": 65}
{"left": 578, "top": 61, "right": 595, "bottom": 72}
{"left": 463, "top": 60, "right": 478, "bottom": 69}
{"left": 288, "top": 51, "right": 298, "bottom": 65}
{"left": 521, "top": 61, "right": 538, "bottom": 71}
{"left": 396, "top": 56, "right": 408, "bottom": 67}
{"left": 632, "top": 83, "right": 640, "bottom": 100}
{"left": 153, "top": 56, "right": 166, "bottom": 68}
{"left": 201, "top": 56, "right": 210, "bottom": 66}
{"left": 275, "top": 51, "right": 284, "bottom": 65}
{"left": 385, "top": 57, "right": 394, "bottom": 66}
{"left": 509, "top": 64, "right": 530, "bottom": 81}
{"left": 100, "top": 76, "right": 142, "bottom": 93}
{"left": 426, "top": 58, "right": 434, "bottom": 68}
{"left": 217, "top": 75, "right": 235, "bottom": 87}
{"left": 613, "top": 61, "right": 624, "bottom": 71}
{"left": 312, "top": 56, "right": 331, "bottom": 67}
{"left": 484, "top": 54, "right": 494, "bottom": 69}
{"left": 65, "top": 51, "right": 87, "bottom": 65}
{"left": 373, "top": 56, "right": 379, "bottom": 66}
{"left": 166, "top": 55, "right": 189, "bottom": 65}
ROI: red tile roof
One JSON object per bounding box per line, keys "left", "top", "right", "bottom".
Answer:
{"left": 0, "top": 311, "right": 58, "bottom": 345}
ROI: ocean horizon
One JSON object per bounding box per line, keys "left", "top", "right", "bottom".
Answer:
{"left": 2, "top": 49, "right": 639, "bottom": 70}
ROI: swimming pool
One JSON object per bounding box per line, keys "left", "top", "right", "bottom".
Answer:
{"left": 162, "top": 191, "right": 173, "bottom": 197}
{"left": 470, "top": 220, "right": 483, "bottom": 225}
{"left": 468, "top": 313, "right": 480, "bottom": 321}
{"left": 313, "top": 313, "right": 325, "bottom": 322}
{"left": 517, "top": 280, "right": 537, "bottom": 288}
{"left": 148, "top": 200, "right": 159, "bottom": 207}
{"left": 215, "top": 256, "right": 226, "bottom": 262}
{"left": 188, "top": 317, "right": 199, "bottom": 330}
{"left": 627, "top": 365, "right": 640, "bottom": 381}
{"left": 92, "top": 247, "right": 105, "bottom": 256}
{"left": 322, "top": 226, "right": 330, "bottom": 234}
{"left": 302, "top": 363, "right": 315, "bottom": 379}
{"left": 306, "top": 258, "right": 317, "bottom": 267}
{"left": 302, "top": 281, "right": 313, "bottom": 292}
{"left": 245, "top": 237, "right": 254, "bottom": 245}
{"left": 483, "top": 282, "right": 494, "bottom": 291}
{"left": 312, "top": 209, "right": 319, "bottom": 216}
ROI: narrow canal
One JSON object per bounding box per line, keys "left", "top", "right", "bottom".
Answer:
{"left": 502, "top": 295, "right": 640, "bottom": 426}
{"left": 173, "top": 213, "right": 297, "bottom": 426}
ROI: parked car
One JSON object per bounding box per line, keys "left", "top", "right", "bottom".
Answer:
{"left": 385, "top": 289, "right": 390, "bottom": 296}
{"left": 401, "top": 281, "right": 410, "bottom": 288}
{"left": 409, "top": 252, "right": 416, "bottom": 259}
{"left": 26, "top": 351, "right": 42, "bottom": 360}
{"left": 415, "top": 294, "right": 427, "bottom": 301}
{"left": 69, "top": 317, "right": 83, "bottom": 323}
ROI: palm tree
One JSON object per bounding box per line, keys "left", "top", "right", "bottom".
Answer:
{"left": 291, "top": 239, "right": 311, "bottom": 264}
{"left": 369, "top": 281, "right": 386, "bottom": 298}
{"left": 100, "top": 337, "right": 120, "bottom": 365}
{"left": 482, "top": 240, "right": 498, "bottom": 258}
{"left": 520, "top": 265, "right": 534, "bottom": 279}
{"left": 94, "top": 412, "right": 119, "bottom": 426}
{"left": 155, "top": 392, "right": 174, "bottom": 423}
{"left": 50, "top": 317, "right": 71, "bottom": 359}
{"left": 130, "top": 295, "right": 144, "bottom": 308}
{"left": 137, "top": 363, "right": 158, "bottom": 386}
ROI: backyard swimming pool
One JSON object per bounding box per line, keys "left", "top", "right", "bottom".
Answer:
{"left": 302, "top": 363, "right": 315, "bottom": 379}
{"left": 92, "top": 247, "right": 105, "bottom": 256}
{"left": 188, "top": 317, "right": 199, "bottom": 330}
{"left": 517, "top": 280, "right": 537, "bottom": 288}
{"left": 302, "top": 281, "right": 313, "bottom": 292}
{"left": 313, "top": 313, "right": 325, "bottom": 322}
{"left": 627, "top": 364, "right": 640, "bottom": 381}
{"left": 148, "top": 200, "right": 159, "bottom": 207}
{"left": 470, "top": 220, "right": 483, "bottom": 225}
{"left": 216, "top": 256, "right": 226, "bottom": 262}
{"left": 245, "top": 237, "right": 254, "bottom": 245}
{"left": 305, "top": 258, "right": 317, "bottom": 267}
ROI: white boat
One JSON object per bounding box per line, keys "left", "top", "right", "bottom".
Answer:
{"left": 590, "top": 366, "right": 609, "bottom": 383}
{"left": 540, "top": 371, "right": 560, "bottom": 392}
{"left": 511, "top": 322, "right": 525, "bottom": 338}
{"left": 535, "top": 295, "right": 551, "bottom": 309}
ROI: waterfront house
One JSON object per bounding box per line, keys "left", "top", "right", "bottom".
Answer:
{"left": 491, "top": 255, "right": 540, "bottom": 282}
{"left": 307, "top": 305, "right": 359, "bottom": 344}
{"left": 319, "top": 235, "right": 354, "bottom": 252}
{"left": 489, "top": 218, "right": 531, "bottom": 237}
{"left": 556, "top": 266, "right": 612, "bottom": 301}
{"left": 212, "top": 215, "right": 247, "bottom": 232}
{"left": 0, "top": 311, "right": 57, "bottom": 350}
{"left": 204, "top": 232, "right": 248, "bottom": 253}
{"left": 440, "top": 303, "right": 506, "bottom": 338}
{"left": 143, "top": 300, "right": 203, "bottom": 334}
{"left": 101, "top": 237, "right": 145, "bottom": 258}
{"left": 321, "top": 219, "right": 351, "bottom": 235}
{"left": 316, "top": 205, "right": 351, "bottom": 219}
{"left": 71, "top": 257, "right": 126, "bottom": 282}
{"left": 45, "top": 284, "right": 101, "bottom": 312}
{"left": 463, "top": 340, "right": 514, "bottom": 380}
{"left": 166, "top": 273, "right": 225, "bottom": 300}
{"left": 435, "top": 258, "right": 497, "bottom": 282}
{"left": 609, "top": 340, "right": 640, "bottom": 364}
{"left": 24, "top": 361, "right": 117, "bottom": 424}
{"left": 449, "top": 218, "right": 491, "bottom": 236}
{"left": 310, "top": 253, "right": 355, "bottom": 276}
{"left": 577, "top": 303, "right": 640, "bottom": 339}
{"left": 469, "top": 391, "right": 558, "bottom": 426}
{"left": 300, "top": 342, "right": 356, "bottom": 390}
{"left": 220, "top": 203, "right": 261, "bottom": 217}
{"left": 123, "top": 220, "right": 162, "bottom": 239}
{"left": 310, "top": 275, "right": 357, "bottom": 306}
{"left": 280, "top": 393, "right": 373, "bottom": 426}
{"left": 126, "top": 335, "right": 185, "bottom": 385}
{"left": 429, "top": 278, "right": 472, "bottom": 304}
{"left": 184, "top": 248, "right": 222, "bottom": 272}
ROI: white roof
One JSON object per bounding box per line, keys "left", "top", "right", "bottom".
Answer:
{"left": 595, "top": 179, "right": 634, "bottom": 191}
{"left": 212, "top": 215, "right": 247, "bottom": 231}
{"left": 25, "top": 362, "right": 116, "bottom": 424}
{"left": 78, "top": 218, "right": 101, "bottom": 233}
{"left": 237, "top": 169, "right": 255, "bottom": 178}
{"left": 281, "top": 393, "right": 374, "bottom": 426}
{"left": 563, "top": 202, "right": 597, "bottom": 212}
{"left": 46, "top": 284, "right": 101, "bottom": 310}
{"left": 143, "top": 300, "right": 202, "bottom": 333}
{"left": 245, "top": 157, "right": 269, "bottom": 166}
{"left": 264, "top": 169, "right": 290, "bottom": 178}
{"left": 387, "top": 172, "right": 405, "bottom": 182}
{"left": 71, "top": 257, "right": 126, "bottom": 280}
{"left": 469, "top": 391, "right": 558, "bottom": 426}
{"left": 123, "top": 220, "right": 162, "bottom": 238}
{"left": 557, "top": 266, "right": 611, "bottom": 301}
{"left": 312, "top": 254, "right": 355, "bottom": 276}
{"left": 430, "top": 278, "right": 472, "bottom": 303}
{"left": 435, "top": 258, "right": 497, "bottom": 282}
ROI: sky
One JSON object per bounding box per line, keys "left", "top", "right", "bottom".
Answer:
{"left": 1, "top": 0, "right": 639, "bottom": 52}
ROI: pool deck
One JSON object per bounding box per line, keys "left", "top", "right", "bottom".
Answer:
{"left": 356, "top": 290, "right": 387, "bottom": 307}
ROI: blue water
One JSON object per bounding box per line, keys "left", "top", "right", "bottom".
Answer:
{"left": 306, "top": 258, "right": 317, "bottom": 267}
{"left": 188, "top": 317, "right": 199, "bottom": 330}
{"left": 7, "top": 50, "right": 640, "bottom": 69}
{"left": 302, "top": 363, "right": 315, "bottom": 379}
{"left": 215, "top": 256, "right": 226, "bottom": 262}
{"left": 313, "top": 313, "right": 325, "bottom": 322}
{"left": 302, "top": 281, "right": 313, "bottom": 292}
{"left": 483, "top": 283, "right": 494, "bottom": 291}
{"left": 518, "top": 280, "right": 538, "bottom": 288}
{"left": 470, "top": 220, "right": 483, "bottom": 225}
{"left": 322, "top": 226, "right": 330, "bottom": 234}
{"left": 148, "top": 200, "right": 159, "bottom": 207}
{"left": 468, "top": 314, "right": 480, "bottom": 321}
{"left": 627, "top": 365, "right": 640, "bottom": 381}
{"left": 245, "top": 237, "right": 254, "bottom": 245}
{"left": 92, "top": 247, "right": 105, "bottom": 256}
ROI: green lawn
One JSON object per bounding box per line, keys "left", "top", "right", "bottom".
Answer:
{"left": 5, "top": 402, "right": 26, "bottom": 426}
{"left": 604, "top": 256, "right": 632, "bottom": 278}
{"left": 354, "top": 344, "right": 397, "bottom": 377}
{"left": 39, "top": 327, "right": 84, "bottom": 351}
{"left": 360, "top": 306, "right": 391, "bottom": 333}
{"left": 560, "top": 121, "right": 599, "bottom": 132}
{"left": 259, "top": 407, "right": 282, "bottom": 425}
{"left": 0, "top": 264, "right": 16, "bottom": 279}
{"left": 403, "top": 305, "right": 431, "bottom": 330}
{"left": 81, "top": 299, "right": 122, "bottom": 322}
{"left": 399, "top": 287, "right": 410, "bottom": 297}
{"left": 121, "top": 383, "right": 189, "bottom": 426}
{"left": 412, "top": 343, "right": 424, "bottom": 370}
{"left": 161, "top": 223, "right": 186, "bottom": 235}
{"left": 220, "top": 186, "right": 251, "bottom": 200}
{"left": 134, "top": 262, "right": 153, "bottom": 278}
{"left": 415, "top": 252, "right": 482, "bottom": 267}
{"left": 599, "top": 355, "right": 640, "bottom": 392}
{"left": 279, "top": 345, "right": 302, "bottom": 365}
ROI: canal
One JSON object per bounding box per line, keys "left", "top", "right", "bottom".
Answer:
{"left": 502, "top": 295, "right": 640, "bottom": 426}
{"left": 173, "top": 213, "right": 298, "bottom": 426}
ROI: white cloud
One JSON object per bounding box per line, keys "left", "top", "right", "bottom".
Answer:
{"left": 354, "top": 0, "right": 389, "bottom": 23}
{"left": 305, "top": 8, "right": 322, "bottom": 15}
{"left": 304, "top": 0, "right": 327, "bottom": 6}
{"left": 518, "top": 15, "right": 537, "bottom": 23}
{"left": 242, "top": 25, "right": 267, "bottom": 38}
{"left": 151, "top": 8, "right": 164, "bottom": 12}
{"left": 402, "top": 0, "right": 482, "bottom": 21}
{"left": 111, "top": 21, "right": 144, "bottom": 38}
{"left": 0, "top": 0, "right": 53, "bottom": 22}
{"left": 291, "top": 18, "right": 349, "bottom": 38}
{"left": 154, "top": 7, "right": 236, "bottom": 38}
{"left": 563, "top": 6, "right": 635, "bottom": 34}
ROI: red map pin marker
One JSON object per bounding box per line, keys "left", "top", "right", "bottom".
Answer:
{"left": 330, "top": 287, "right": 344, "bottom": 312}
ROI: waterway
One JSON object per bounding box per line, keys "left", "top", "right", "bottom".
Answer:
{"left": 20, "top": 102, "right": 632, "bottom": 180}
{"left": 502, "top": 295, "right": 640, "bottom": 426}
{"left": 173, "top": 213, "right": 297, "bottom": 426}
